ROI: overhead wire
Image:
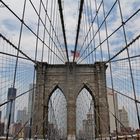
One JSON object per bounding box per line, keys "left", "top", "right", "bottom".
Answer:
{"left": 0, "top": 0, "right": 65, "bottom": 63}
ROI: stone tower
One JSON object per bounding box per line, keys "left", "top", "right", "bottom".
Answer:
{"left": 32, "top": 62, "right": 110, "bottom": 140}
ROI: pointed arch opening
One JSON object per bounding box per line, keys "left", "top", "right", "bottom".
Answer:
{"left": 76, "top": 87, "right": 96, "bottom": 139}
{"left": 48, "top": 87, "right": 67, "bottom": 140}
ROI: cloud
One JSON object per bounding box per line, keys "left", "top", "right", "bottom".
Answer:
{"left": 0, "top": 0, "right": 68, "bottom": 63}
{"left": 2, "top": 19, "right": 20, "bottom": 31}
{"left": 63, "top": 0, "right": 78, "bottom": 49}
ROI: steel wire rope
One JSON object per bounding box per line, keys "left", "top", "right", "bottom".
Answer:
{"left": 0, "top": 0, "right": 65, "bottom": 63}
{"left": 6, "top": 0, "right": 27, "bottom": 138}
{"left": 81, "top": 84, "right": 135, "bottom": 139}
{"left": 78, "top": 8, "right": 140, "bottom": 63}
{"left": 117, "top": 0, "right": 140, "bottom": 128}
{"left": 76, "top": 0, "right": 104, "bottom": 62}
{"left": 28, "top": 0, "right": 66, "bottom": 63}
{"left": 40, "top": 0, "right": 67, "bottom": 61}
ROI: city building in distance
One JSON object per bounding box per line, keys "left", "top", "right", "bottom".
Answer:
{"left": 107, "top": 88, "right": 120, "bottom": 133}
{"left": 119, "top": 106, "right": 130, "bottom": 133}
{"left": 16, "top": 107, "right": 29, "bottom": 124}
{"left": 6, "top": 88, "right": 16, "bottom": 123}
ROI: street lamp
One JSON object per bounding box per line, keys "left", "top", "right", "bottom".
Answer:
{"left": 45, "top": 134, "right": 48, "bottom": 140}
{"left": 99, "top": 134, "right": 101, "bottom": 140}
{"left": 34, "top": 135, "right": 37, "bottom": 140}
{"left": 109, "top": 133, "right": 112, "bottom": 140}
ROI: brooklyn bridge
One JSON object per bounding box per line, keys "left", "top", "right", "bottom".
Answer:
{"left": 0, "top": 0, "right": 140, "bottom": 139}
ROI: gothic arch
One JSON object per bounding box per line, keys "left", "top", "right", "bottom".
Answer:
{"left": 76, "top": 83, "right": 96, "bottom": 102}
{"left": 47, "top": 84, "right": 67, "bottom": 106}
{"left": 76, "top": 83, "right": 97, "bottom": 139}
{"left": 47, "top": 85, "right": 67, "bottom": 139}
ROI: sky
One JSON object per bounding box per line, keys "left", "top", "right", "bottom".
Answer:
{"left": 0, "top": 0, "right": 140, "bottom": 132}
{"left": 0, "top": 0, "right": 140, "bottom": 60}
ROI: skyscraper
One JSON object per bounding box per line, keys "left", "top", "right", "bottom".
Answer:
{"left": 107, "top": 88, "right": 120, "bottom": 133}
{"left": 119, "top": 106, "right": 129, "bottom": 128}
{"left": 6, "top": 88, "right": 16, "bottom": 123}
{"left": 81, "top": 101, "right": 95, "bottom": 140}
{"left": 17, "top": 107, "right": 28, "bottom": 124}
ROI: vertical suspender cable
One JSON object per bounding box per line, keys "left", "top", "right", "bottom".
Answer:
{"left": 58, "top": 0, "right": 69, "bottom": 63}
{"left": 6, "top": 0, "right": 27, "bottom": 139}
{"left": 73, "top": 0, "right": 84, "bottom": 62}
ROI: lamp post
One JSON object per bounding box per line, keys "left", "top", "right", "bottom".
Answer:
{"left": 99, "top": 134, "right": 101, "bottom": 140}
{"left": 109, "top": 133, "right": 112, "bottom": 140}
{"left": 34, "top": 135, "right": 37, "bottom": 140}
{"left": 45, "top": 134, "right": 48, "bottom": 140}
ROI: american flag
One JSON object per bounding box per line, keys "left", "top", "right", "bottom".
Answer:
{"left": 71, "top": 50, "right": 80, "bottom": 57}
